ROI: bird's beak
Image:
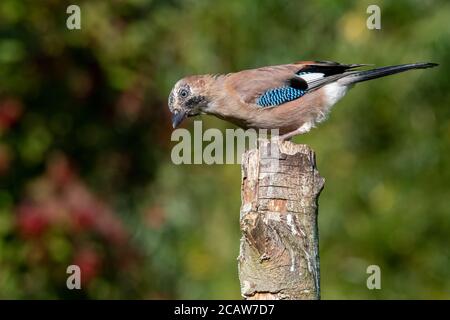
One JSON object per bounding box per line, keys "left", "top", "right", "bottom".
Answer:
{"left": 172, "top": 110, "right": 186, "bottom": 129}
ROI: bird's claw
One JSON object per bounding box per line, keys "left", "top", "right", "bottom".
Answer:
{"left": 269, "top": 134, "right": 287, "bottom": 144}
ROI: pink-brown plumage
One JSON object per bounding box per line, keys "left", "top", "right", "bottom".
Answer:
{"left": 168, "top": 60, "right": 437, "bottom": 138}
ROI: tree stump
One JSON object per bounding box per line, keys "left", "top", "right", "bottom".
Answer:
{"left": 238, "top": 139, "right": 324, "bottom": 300}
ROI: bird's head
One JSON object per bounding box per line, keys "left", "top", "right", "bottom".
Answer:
{"left": 168, "top": 76, "right": 210, "bottom": 128}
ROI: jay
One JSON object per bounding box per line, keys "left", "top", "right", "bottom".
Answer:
{"left": 168, "top": 61, "right": 437, "bottom": 140}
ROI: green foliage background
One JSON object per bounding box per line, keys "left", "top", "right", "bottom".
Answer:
{"left": 0, "top": 0, "right": 449, "bottom": 299}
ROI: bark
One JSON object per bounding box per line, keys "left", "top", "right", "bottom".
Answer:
{"left": 238, "top": 139, "right": 324, "bottom": 300}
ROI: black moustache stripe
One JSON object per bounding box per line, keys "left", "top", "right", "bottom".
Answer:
{"left": 185, "top": 95, "right": 207, "bottom": 108}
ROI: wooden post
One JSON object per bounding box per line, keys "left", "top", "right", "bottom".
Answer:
{"left": 238, "top": 139, "right": 324, "bottom": 300}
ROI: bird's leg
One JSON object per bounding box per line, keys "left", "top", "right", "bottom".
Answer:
{"left": 278, "top": 129, "right": 303, "bottom": 141}
{"left": 271, "top": 122, "right": 313, "bottom": 142}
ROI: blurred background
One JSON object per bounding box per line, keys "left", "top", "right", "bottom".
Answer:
{"left": 0, "top": 0, "right": 449, "bottom": 299}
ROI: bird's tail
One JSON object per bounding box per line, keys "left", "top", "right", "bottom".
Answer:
{"left": 338, "top": 62, "right": 438, "bottom": 86}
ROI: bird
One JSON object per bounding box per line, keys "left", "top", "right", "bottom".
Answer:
{"left": 168, "top": 60, "right": 437, "bottom": 140}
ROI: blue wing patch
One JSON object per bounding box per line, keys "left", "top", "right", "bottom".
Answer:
{"left": 256, "top": 86, "right": 305, "bottom": 107}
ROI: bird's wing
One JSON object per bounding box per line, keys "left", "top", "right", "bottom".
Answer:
{"left": 225, "top": 61, "right": 368, "bottom": 107}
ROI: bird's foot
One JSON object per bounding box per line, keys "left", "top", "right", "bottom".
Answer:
{"left": 272, "top": 123, "right": 312, "bottom": 143}
{"left": 270, "top": 134, "right": 290, "bottom": 144}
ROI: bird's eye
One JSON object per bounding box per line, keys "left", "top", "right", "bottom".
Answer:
{"left": 179, "top": 89, "right": 189, "bottom": 98}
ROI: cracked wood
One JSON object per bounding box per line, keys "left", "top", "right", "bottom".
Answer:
{"left": 238, "top": 139, "right": 324, "bottom": 300}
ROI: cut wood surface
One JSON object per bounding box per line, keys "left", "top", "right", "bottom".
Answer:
{"left": 238, "top": 139, "right": 324, "bottom": 300}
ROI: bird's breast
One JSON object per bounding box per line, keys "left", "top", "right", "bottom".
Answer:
{"left": 208, "top": 85, "right": 348, "bottom": 134}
